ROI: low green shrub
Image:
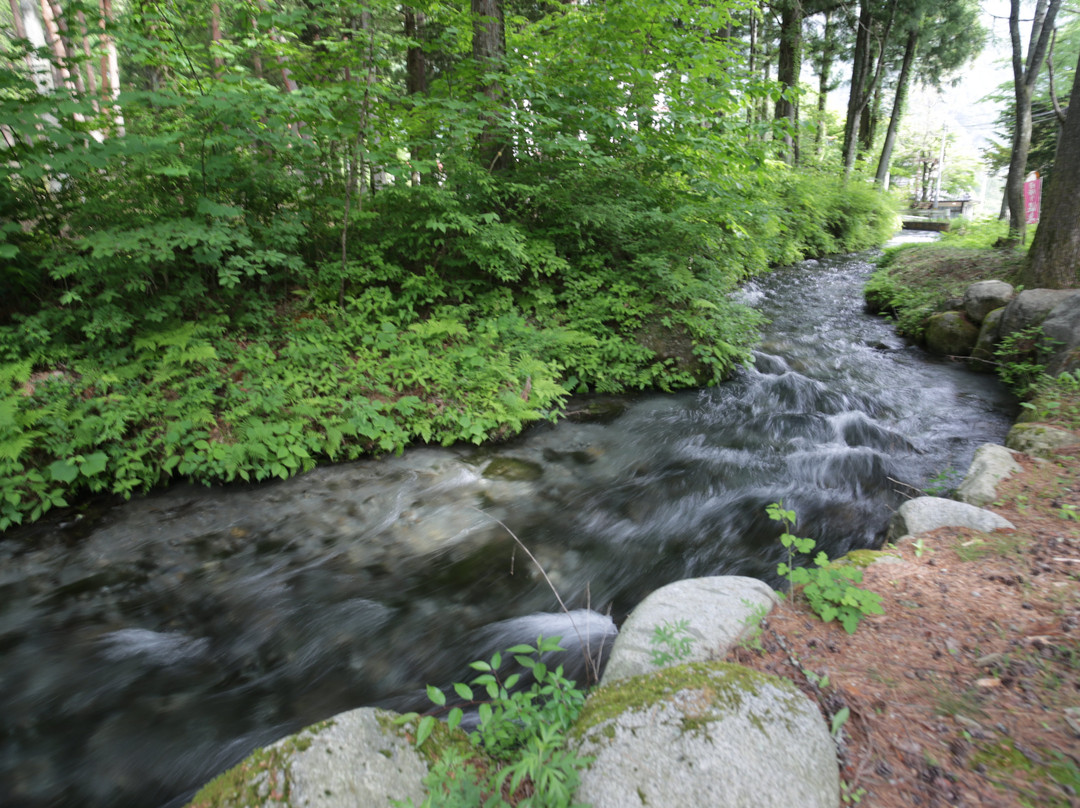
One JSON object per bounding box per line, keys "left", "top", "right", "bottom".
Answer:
{"left": 767, "top": 502, "right": 885, "bottom": 634}
{"left": 396, "top": 636, "right": 590, "bottom": 808}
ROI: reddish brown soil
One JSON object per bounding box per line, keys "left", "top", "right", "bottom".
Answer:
{"left": 728, "top": 447, "right": 1080, "bottom": 807}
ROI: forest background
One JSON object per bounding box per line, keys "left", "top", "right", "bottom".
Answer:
{"left": 1, "top": 0, "right": 1074, "bottom": 530}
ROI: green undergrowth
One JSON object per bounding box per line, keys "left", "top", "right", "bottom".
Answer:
{"left": 0, "top": 167, "right": 894, "bottom": 530}
{"left": 971, "top": 739, "right": 1080, "bottom": 808}
{"left": 864, "top": 219, "right": 1026, "bottom": 339}
{"left": 395, "top": 636, "right": 590, "bottom": 808}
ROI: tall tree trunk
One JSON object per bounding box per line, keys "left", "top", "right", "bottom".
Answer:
{"left": 842, "top": 0, "right": 895, "bottom": 179}
{"left": 340, "top": 9, "right": 375, "bottom": 307}
{"left": 99, "top": 0, "right": 124, "bottom": 134}
{"left": 875, "top": 28, "right": 917, "bottom": 185}
{"left": 1021, "top": 48, "right": 1080, "bottom": 288}
{"left": 405, "top": 6, "right": 428, "bottom": 183}
{"left": 859, "top": 81, "right": 881, "bottom": 154}
{"left": 842, "top": 2, "right": 873, "bottom": 178}
{"left": 774, "top": 0, "right": 802, "bottom": 164}
{"left": 14, "top": 0, "right": 54, "bottom": 94}
{"left": 472, "top": 0, "right": 512, "bottom": 171}
{"left": 1005, "top": 0, "right": 1061, "bottom": 244}
{"left": 210, "top": 2, "right": 224, "bottom": 77}
{"left": 75, "top": 10, "right": 99, "bottom": 100}
{"left": 37, "top": 0, "right": 74, "bottom": 91}
{"left": 814, "top": 9, "right": 834, "bottom": 161}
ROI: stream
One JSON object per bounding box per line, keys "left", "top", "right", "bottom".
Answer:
{"left": 0, "top": 234, "right": 1017, "bottom": 808}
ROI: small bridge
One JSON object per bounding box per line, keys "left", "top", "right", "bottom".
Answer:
{"left": 901, "top": 219, "right": 951, "bottom": 232}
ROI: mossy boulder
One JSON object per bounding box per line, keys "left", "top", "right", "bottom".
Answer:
{"left": 969, "top": 307, "right": 1004, "bottom": 373}
{"left": 184, "top": 708, "right": 429, "bottom": 808}
{"left": 923, "top": 311, "right": 979, "bottom": 358}
{"left": 571, "top": 662, "right": 839, "bottom": 808}
{"left": 1006, "top": 423, "right": 1080, "bottom": 457}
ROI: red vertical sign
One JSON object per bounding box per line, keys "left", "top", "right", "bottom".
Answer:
{"left": 1024, "top": 173, "right": 1042, "bottom": 225}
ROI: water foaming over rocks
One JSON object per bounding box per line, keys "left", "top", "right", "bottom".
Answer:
{"left": 0, "top": 245, "right": 1016, "bottom": 808}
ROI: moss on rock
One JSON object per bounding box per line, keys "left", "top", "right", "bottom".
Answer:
{"left": 571, "top": 661, "right": 804, "bottom": 741}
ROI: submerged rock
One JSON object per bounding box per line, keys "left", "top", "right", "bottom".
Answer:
{"left": 573, "top": 662, "right": 839, "bottom": 808}
{"left": 481, "top": 456, "right": 544, "bottom": 481}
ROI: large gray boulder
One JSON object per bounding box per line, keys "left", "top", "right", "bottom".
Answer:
{"left": 888, "top": 496, "right": 1014, "bottom": 543}
{"left": 573, "top": 662, "right": 840, "bottom": 808}
{"left": 956, "top": 444, "right": 1022, "bottom": 507}
{"left": 601, "top": 576, "right": 779, "bottom": 685}
{"left": 969, "top": 307, "right": 1005, "bottom": 372}
{"left": 963, "top": 280, "right": 1015, "bottom": 325}
{"left": 923, "top": 311, "right": 979, "bottom": 357}
{"left": 998, "top": 289, "right": 1080, "bottom": 339}
{"left": 184, "top": 708, "right": 429, "bottom": 808}
{"left": 1006, "top": 423, "right": 1080, "bottom": 457}
{"left": 1041, "top": 293, "right": 1080, "bottom": 376}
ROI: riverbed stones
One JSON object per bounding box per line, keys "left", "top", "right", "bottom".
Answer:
{"left": 963, "top": 280, "right": 1015, "bottom": 325}
{"left": 184, "top": 708, "right": 428, "bottom": 808}
{"left": 887, "top": 496, "right": 1015, "bottom": 543}
{"left": 923, "top": 311, "right": 979, "bottom": 358}
{"left": 969, "top": 307, "right": 1004, "bottom": 372}
{"left": 1040, "top": 293, "right": 1080, "bottom": 376}
{"left": 1006, "top": 423, "right": 1080, "bottom": 457}
{"left": 956, "top": 444, "right": 1023, "bottom": 507}
{"left": 572, "top": 662, "right": 840, "bottom": 808}
{"left": 998, "top": 289, "right": 1080, "bottom": 338}
{"left": 600, "top": 576, "right": 779, "bottom": 685}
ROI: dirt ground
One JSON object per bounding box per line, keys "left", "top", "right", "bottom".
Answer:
{"left": 727, "top": 446, "right": 1080, "bottom": 807}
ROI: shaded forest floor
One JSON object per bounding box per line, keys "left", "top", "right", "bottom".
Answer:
{"left": 730, "top": 443, "right": 1080, "bottom": 806}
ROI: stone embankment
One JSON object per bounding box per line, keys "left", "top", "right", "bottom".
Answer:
{"left": 915, "top": 279, "right": 1080, "bottom": 378}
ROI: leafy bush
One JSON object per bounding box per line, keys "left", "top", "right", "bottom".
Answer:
{"left": 767, "top": 502, "right": 885, "bottom": 634}
{"left": 396, "top": 636, "right": 590, "bottom": 808}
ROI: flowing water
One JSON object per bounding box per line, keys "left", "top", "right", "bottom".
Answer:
{"left": 0, "top": 235, "right": 1016, "bottom": 808}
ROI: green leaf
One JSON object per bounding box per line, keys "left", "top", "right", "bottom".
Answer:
{"left": 81, "top": 452, "right": 109, "bottom": 476}
{"left": 830, "top": 706, "right": 850, "bottom": 737}
{"left": 48, "top": 460, "right": 79, "bottom": 484}
{"left": 415, "top": 715, "right": 435, "bottom": 747}
{"left": 453, "top": 682, "right": 473, "bottom": 701}
{"left": 426, "top": 684, "right": 446, "bottom": 707}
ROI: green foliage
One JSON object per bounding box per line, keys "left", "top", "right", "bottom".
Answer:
{"left": 1020, "top": 370, "right": 1080, "bottom": 430}
{"left": 649, "top": 619, "right": 696, "bottom": 667}
{"left": 767, "top": 502, "right": 885, "bottom": 634}
{"left": 995, "top": 326, "right": 1059, "bottom": 397}
{"left": 0, "top": 0, "right": 898, "bottom": 527}
{"left": 395, "top": 636, "right": 591, "bottom": 808}
{"left": 937, "top": 219, "right": 1017, "bottom": 251}
{"left": 923, "top": 467, "right": 962, "bottom": 497}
